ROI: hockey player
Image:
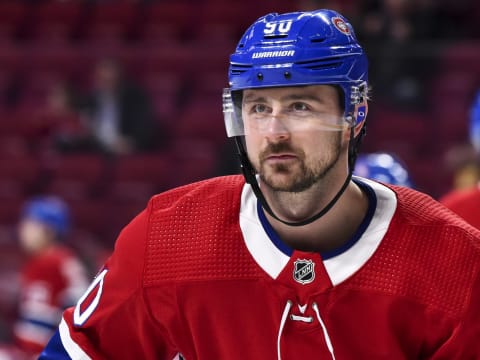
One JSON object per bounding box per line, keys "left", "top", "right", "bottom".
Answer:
{"left": 353, "top": 152, "right": 414, "bottom": 187}
{"left": 40, "top": 9, "right": 480, "bottom": 359}
{"left": 440, "top": 89, "right": 480, "bottom": 229}
{"left": 14, "top": 196, "right": 89, "bottom": 357}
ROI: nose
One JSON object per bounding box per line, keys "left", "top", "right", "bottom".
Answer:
{"left": 264, "top": 113, "right": 290, "bottom": 140}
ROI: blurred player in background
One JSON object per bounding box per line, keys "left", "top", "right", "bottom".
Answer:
{"left": 40, "top": 9, "right": 480, "bottom": 359}
{"left": 13, "top": 196, "right": 89, "bottom": 358}
{"left": 353, "top": 152, "right": 414, "bottom": 187}
{"left": 440, "top": 89, "right": 480, "bottom": 229}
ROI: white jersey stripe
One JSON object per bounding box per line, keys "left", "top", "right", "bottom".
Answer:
{"left": 324, "top": 177, "right": 397, "bottom": 285}
{"left": 59, "top": 318, "right": 92, "bottom": 360}
{"left": 14, "top": 321, "right": 53, "bottom": 345}
{"left": 239, "top": 177, "right": 397, "bottom": 285}
{"left": 240, "top": 184, "right": 290, "bottom": 279}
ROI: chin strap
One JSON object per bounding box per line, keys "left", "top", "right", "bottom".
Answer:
{"left": 235, "top": 124, "right": 366, "bottom": 227}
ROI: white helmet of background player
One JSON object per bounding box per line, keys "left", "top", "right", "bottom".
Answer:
{"left": 222, "top": 9, "right": 368, "bottom": 226}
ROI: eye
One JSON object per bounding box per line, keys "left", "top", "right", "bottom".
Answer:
{"left": 252, "top": 103, "right": 268, "bottom": 114}
{"left": 291, "top": 102, "right": 309, "bottom": 111}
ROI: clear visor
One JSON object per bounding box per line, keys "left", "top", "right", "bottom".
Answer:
{"left": 223, "top": 88, "right": 350, "bottom": 137}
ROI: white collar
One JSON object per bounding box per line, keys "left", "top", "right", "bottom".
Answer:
{"left": 239, "top": 177, "right": 397, "bottom": 285}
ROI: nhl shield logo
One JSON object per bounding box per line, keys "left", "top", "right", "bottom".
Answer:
{"left": 293, "top": 259, "right": 315, "bottom": 285}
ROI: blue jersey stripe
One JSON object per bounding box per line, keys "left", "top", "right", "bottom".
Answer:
{"left": 321, "top": 178, "right": 377, "bottom": 260}
{"left": 19, "top": 316, "right": 58, "bottom": 331}
{"left": 257, "top": 200, "right": 294, "bottom": 256}
{"left": 256, "top": 177, "right": 377, "bottom": 260}
{"left": 38, "top": 330, "right": 71, "bottom": 360}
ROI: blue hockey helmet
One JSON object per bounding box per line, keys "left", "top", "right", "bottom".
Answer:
{"left": 354, "top": 153, "right": 413, "bottom": 187}
{"left": 224, "top": 8, "right": 368, "bottom": 136}
{"left": 470, "top": 89, "right": 480, "bottom": 153}
{"left": 21, "top": 196, "right": 71, "bottom": 238}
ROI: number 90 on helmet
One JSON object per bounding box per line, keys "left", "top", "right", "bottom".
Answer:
{"left": 223, "top": 9, "right": 368, "bottom": 138}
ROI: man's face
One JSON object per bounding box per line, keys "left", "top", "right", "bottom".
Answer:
{"left": 18, "top": 220, "right": 55, "bottom": 255}
{"left": 95, "top": 60, "right": 120, "bottom": 92}
{"left": 242, "top": 85, "right": 347, "bottom": 192}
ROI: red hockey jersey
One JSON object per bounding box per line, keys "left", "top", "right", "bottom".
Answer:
{"left": 440, "top": 186, "right": 480, "bottom": 229}
{"left": 15, "top": 245, "right": 89, "bottom": 355}
{"left": 40, "top": 175, "right": 480, "bottom": 359}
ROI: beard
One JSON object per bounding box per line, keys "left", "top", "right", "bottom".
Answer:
{"left": 256, "top": 133, "right": 343, "bottom": 193}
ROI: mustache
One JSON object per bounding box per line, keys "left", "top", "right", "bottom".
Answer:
{"left": 259, "top": 141, "right": 304, "bottom": 162}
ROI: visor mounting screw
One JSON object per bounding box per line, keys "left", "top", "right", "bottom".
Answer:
{"left": 257, "top": 73, "right": 263, "bottom": 80}
{"left": 284, "top": 71, "right": 291, "bottom": 79}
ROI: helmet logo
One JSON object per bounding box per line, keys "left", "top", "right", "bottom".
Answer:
{"left": 356, "top": 105, "right": 366, "bottom": 122}
{"left": 332, "top": 17, "right": 351, "bottom": 35}
{"left": 293, "top": 259, "right": 315, "bottom": 285}
{"left": 252, "top": 50, "right": 295, "bottom": 59}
